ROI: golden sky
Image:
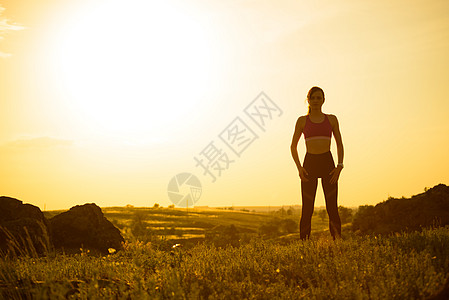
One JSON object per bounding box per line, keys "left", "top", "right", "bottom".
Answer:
{"left": 1, "top": 0, "right": 449, "bottom": 210}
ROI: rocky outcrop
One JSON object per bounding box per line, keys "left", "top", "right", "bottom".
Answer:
{"left": 49, "top": 203, "right": 124, "bottom": 254}
{"left": 352, "top": 184, "right": 449, "bottom": 235}
{"left": 0, "top": 197, "right": 51, "bottom": 255}
{"left": 0, "top": 198, "right": 124, "bottom": 256}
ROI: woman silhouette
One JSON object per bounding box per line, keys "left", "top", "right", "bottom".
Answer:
{"left": 290, "top": 86, "right": 344, "bottom": 240}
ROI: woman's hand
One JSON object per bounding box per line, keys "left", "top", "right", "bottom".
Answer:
{"left": 298, "top": 166, "right": 309, "bottom": 182}
{"left": 329, "top": 166, "right": 343, "bottom": 184}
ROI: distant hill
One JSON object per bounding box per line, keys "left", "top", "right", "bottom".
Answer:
{"left": 352, "top": 184, "right": 449, "bottom": 235}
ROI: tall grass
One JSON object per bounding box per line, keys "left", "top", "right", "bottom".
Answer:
{"left": 0, "top": 221, "right": 52, "bottom": 259}
{"left": 1, "top": 227, "right": 448, "bottom": 299}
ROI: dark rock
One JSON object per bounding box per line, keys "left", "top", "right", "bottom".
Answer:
{"left": 49, "top": 203, "right": 124, "bottom": 254}
{"left": 0, "top": 196, "right": 51, "bottom": 256}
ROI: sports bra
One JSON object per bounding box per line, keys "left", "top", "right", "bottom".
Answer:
{"left": 303, "top": 114, "right": 333, "bottom": 141}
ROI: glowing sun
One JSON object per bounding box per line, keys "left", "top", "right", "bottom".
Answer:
{"left": 53, "top": 0, "right": 215, "bottom": 139}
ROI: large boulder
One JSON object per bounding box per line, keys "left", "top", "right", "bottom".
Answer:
{"left": 49, "top": 203, "right": 124, "bottom": 254}
{"left": 0, "top": 196, "right": 51, "bottom": 256}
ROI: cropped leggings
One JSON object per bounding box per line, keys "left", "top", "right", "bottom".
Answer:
{"left": 300, "top": 151, "right": 341, "bottom": 240}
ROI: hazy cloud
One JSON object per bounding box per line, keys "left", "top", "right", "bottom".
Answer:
{"left": 0, "top": 5, "right": 24, "bottom": 57}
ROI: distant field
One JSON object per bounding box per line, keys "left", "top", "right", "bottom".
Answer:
{"left": 44, "top": 205, "right": 333, "bottom": 245}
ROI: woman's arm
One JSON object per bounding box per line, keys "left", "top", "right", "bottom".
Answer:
{"left": 331, "top": 115, "right": 344, "bottom": 165}
{"left": 291, "top": 116, "right": 309, "bottom": 181}
{"left": 329, "top": 114, "right": 344, "bottom": 184}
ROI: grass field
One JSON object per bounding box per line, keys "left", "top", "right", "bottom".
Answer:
{"left": 2, "top": 207, "right": 448, "bottom": 299}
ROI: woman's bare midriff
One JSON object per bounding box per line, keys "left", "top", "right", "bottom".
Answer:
{"left": 305, "top": 139, "right": 331, "bottom": 154}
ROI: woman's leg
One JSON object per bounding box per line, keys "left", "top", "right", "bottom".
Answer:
{"left": 322, "top": 176, "right": 341, "bottom": 239}
{"left": 300, "top": 178, "right": 318, "bottom": 240}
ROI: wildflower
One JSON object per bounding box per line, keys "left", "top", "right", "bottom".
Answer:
{"left": 80, "top": 248, "right": 90, "bottom": 256}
